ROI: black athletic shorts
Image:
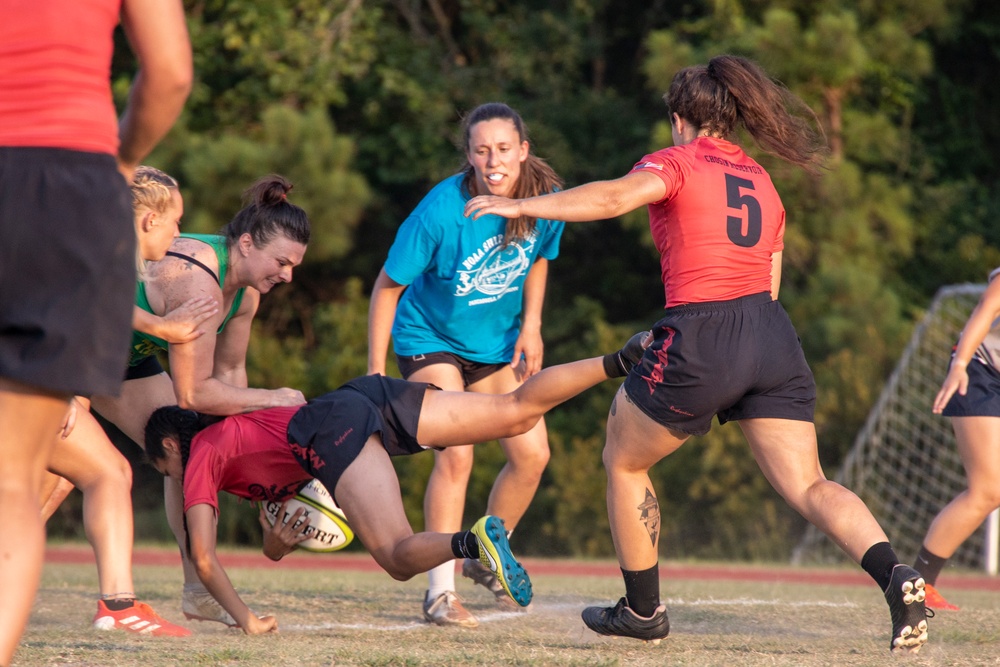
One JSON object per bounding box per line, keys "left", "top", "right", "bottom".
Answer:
{"left": 286, "top": 375, "right": 433, "bottom": 501}
{"left": 124, "top": 355, "right": 165, "bottom": 381}
{"left": 397, "top": 351, "right": 507, "bottom": 387}
{"left": 941, "top": 359, "right": 1000, "bottom": 417}
{"left": 623, "top": 292, "right": 816, "bottom": 436}
{"left": 0, "top": 147, "right": 134, "bottom": 396}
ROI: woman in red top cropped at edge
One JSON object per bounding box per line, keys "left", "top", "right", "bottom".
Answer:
{"left": 466, "top": 54, "right": 930, "bottom": 655}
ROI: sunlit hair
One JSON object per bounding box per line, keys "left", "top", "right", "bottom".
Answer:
{"left": 131, "top": 166, "right": 179, "bottom": 279}
{"left": 459, "top": 103, "right": 563, "bottom": 246}
{"left": 665, "top": 55, "right": 827, "bottom": 172}
{"left": 221, "top": 174, "right": 311, "bottom": 251}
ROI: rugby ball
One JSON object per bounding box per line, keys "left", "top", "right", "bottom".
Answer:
{"left": 259, "top": 479, "right": 354, "bottom": 553}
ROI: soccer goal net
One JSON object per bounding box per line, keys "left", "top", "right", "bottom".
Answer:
{"left": 793, "top": 283, "right": 999, "bottom": 572}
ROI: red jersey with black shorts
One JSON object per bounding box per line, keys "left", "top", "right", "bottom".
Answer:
{"left": 622, "top": 137, "right": 815, "bottom": 435}
{"left": 182, "top": 376, "right": 431, "bottom": 512}
{"left": 0, "top": 0, "right": 135, "bottom": 397}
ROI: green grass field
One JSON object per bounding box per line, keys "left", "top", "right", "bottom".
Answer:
{"left": 16, "top": 545, "right": 1000, "bottom": 666}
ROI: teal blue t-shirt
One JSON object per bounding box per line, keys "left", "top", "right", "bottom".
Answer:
{"left": 385, "top": 174, "right": 564, "bottom": 363}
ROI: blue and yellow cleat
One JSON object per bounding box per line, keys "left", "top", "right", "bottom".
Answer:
{"left": 470, "top": 515, "right": 532, "bottom": 607}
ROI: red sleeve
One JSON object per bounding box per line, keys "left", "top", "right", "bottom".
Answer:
{"left": 182, "top": 436, "right": 225, "bottom": 514}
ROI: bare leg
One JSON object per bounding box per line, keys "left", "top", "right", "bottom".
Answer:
{"left": 0, "top": 378, "right": 68, "bottom": 665}
{"left": 334, "top": 437, "right": 455, "bottom": 580}
{"left": 39, "top": 471, "right": 76, "bottom": 521}
{"left": 417, "top": 356, "right": 609, "bottom": 446}
{"left": 46, "top": 410, "right": 136, "bottom": 598}
{"left": 603, "top": 387, "right": 688, "bottom": 570}
{"left": 468, "top": 364, "right": 550, "bottom": 532}
{"left": 923, "top": 416, "right": 1000, "bottom": 557}
{"left": 92, "top": 372, "right": 202, "bottom": 585}
{"left": 739, "top": 418, "right": 888, "bottom": 562}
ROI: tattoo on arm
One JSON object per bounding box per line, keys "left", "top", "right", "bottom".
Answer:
{"left": 637, "top": 488, "right": 660, "bottom": 547}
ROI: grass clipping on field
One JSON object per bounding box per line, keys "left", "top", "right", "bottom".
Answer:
{"left": 20, "top": 555, "right": 1000, "bottom": 667}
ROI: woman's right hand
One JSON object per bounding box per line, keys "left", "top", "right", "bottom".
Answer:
{"left": 158, "top": 296, "right": 219, "bottom": 344}
{"left": 933, "top": 361, "right": 969, "bottom": 414}
{"left": 243, "top": 612, "right": 279, "bottom": 635}
{"left": 272, "top": 388, "right": 307, "bottom": 407}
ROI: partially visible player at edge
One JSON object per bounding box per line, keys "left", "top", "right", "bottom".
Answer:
{"left": 144, "top": 334, "right": 649, "bottom": 634}
{"left": 465, "top": 54, "right": 930, "bottom": 654}
{"left": 914, "top": 267, "right": 1000, "bottom": 611}
{"left": 0, "top": 0, "right": 191, "bottom": 663}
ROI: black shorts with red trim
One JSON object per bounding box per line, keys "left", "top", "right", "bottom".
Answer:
{"left": 941, "top": 359, "right": 1000, "bottom": 417}
{"left": 285, "top": 375, "right": 432, "bottom": 501}
{"left": 623, "top": 292, "right": 816, "bottom": 436}
{"left": 0, "top": 147, "right": 134, "bottom": 396}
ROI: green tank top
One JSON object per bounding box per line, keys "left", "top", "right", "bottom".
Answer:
{"left": 128, "top": 233, "right": 247, "bottom": 366}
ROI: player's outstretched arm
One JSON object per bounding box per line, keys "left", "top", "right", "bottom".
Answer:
{"left": 187, "top": 504, "right": 278, "bottom": 635}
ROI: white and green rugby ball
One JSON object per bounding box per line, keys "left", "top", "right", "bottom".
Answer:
{"left": 258, "top": 478, "right": 354, "bottom": 552}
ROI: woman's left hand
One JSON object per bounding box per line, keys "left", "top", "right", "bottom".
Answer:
{"left": 512, "top": 329, "right": 543, "bottom": 378}
{"left": 259, "top": 501, "right": 313, "bottom": 561}
{"left": 243, "top": 612, "right": 278, "bottom": 635}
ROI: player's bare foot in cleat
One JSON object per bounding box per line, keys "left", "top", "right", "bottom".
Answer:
{"left": 884, "top": 564, "right": 929, "bottom": 654}
{"left": 422, "top": 590, "right": 479, "bottom": 627}
{"left": 93, "top": 599, "right": 191, "bottom": 637}
{"left": 182, "top": 583, "right": 238, "bottom": 627}
{"left": 470, "top": 515, "right": 532, "bottom": 607}
{"left": 923, "top": 582, "right": 959, "bottom": 611}
{"left": 581, "top": 597, "right": 669, "bottom": 644}
{"left": 462, "top": 558, "right": 525, "bottom": 612}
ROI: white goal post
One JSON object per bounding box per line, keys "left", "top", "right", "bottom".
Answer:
{"left": 793, "top": 283, "right": 1000, "bottom": 574}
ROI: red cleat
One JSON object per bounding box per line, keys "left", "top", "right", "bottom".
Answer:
{"left": 923, "top": 583, "right": 959, "bottom": 611}
{"left": 92, "top": 599, "right": 192, "bottom": 637}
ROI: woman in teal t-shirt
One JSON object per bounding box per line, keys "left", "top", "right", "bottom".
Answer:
{"left": 367, "top": 102, "right": 564, "bottom": 628}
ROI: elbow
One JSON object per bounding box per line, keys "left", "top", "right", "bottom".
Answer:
{"left": 175, "top": 393, "right": 197, "bottom": 411}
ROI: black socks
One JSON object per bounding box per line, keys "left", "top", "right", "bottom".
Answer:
{"left": 861, "top": 541, "right": 899, "bottom": 591}
{"left": 451, "top": 531, "right": 480, "bottom": 560}
{"left": 103, "top": 598, "right": 136, "bottom": 611}
{"left": 603, "top": 331, "right": 651, "bottom": 378}
{"left": 914, "top": 545, "right": 948, "bottom": 586}
{"left": 622, "top": 564, "right": 660, "bottom": 617}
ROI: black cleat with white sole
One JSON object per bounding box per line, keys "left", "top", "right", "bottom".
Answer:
{"left": 582, "top": 597, "right": 670, "bottom": 644}
{"left": 884, "top": 564, "right": 929, "bottom": 654}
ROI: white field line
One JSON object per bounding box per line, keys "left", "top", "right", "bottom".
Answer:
{"left": 284, "top": 598, "right": 858, "bottom": 631}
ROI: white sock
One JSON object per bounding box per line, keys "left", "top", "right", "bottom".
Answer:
{"left": 426, "top": 560, "right": 457, "bottom": 601}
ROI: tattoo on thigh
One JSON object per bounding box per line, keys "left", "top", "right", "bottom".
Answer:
{"left": 637, "top": 488, "right": 660, "bottom": 546}
{"left": 610, "top": 393, "right": 617, "bottom": 417}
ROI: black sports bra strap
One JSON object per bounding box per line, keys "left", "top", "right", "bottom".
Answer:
{"left": 165, "top": 251, "right": 221, "bottom": 286}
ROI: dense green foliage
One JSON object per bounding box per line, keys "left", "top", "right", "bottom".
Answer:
{"left": 50, "top": 0, "right": 1000, "bottom": 562}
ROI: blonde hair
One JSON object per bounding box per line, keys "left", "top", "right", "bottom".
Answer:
{"left": 132, "top": 166, "right": 179, "bottom": 278}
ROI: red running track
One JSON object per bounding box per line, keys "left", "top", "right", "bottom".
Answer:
{"left": 45, "top": 544, "right": 1000, "bottom": 592}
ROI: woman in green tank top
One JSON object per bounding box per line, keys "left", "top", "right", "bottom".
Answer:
{"left": 42, "top": 172, "right": 312, "bottom": 630}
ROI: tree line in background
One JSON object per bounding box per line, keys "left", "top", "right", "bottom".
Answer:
{"left": 50, "top": 0, "right": 1000, "bottom": 562}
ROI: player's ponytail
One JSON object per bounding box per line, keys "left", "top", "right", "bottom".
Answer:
{"left": 221, "top": 174, "right": 311, "bottom": 250}
{"left": 666, "top": 55, "right": 827, "bottom": 172}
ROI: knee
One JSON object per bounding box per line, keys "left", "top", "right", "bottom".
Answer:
{"left": 507, "top": 441, "right": 550, "bottom": 476}
{"left": 434, "top": 449, "right": 475, "bottom": 479}
{"left": 376, "top": 553, "right": 416, "bottom": 582}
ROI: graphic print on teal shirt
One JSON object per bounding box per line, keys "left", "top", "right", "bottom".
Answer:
{"left": 384, "top": 174, "right": 564, "bottom": 364}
